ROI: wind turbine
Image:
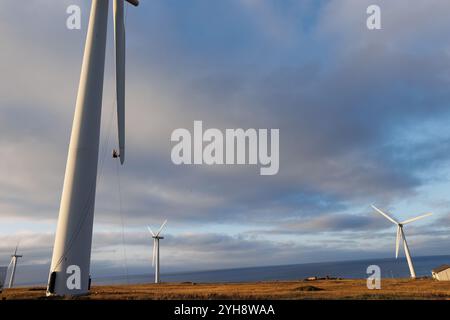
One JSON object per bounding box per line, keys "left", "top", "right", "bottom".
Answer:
{"left": 371, "top": 205, "right": 432, "bottom": 279}
{"left": 8, "top": 244, "right": 23, "bottom": 288}
{"left": 47, "top": 0, "right": 139, "bottom": 296}
{"left": 147, "top": 220, "right": 167, "bottom": 284}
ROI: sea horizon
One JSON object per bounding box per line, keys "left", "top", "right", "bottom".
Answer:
{"left": 8, "top": 254, "right": 450, "bottom": 288}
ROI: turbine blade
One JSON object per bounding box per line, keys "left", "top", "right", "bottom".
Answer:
{"left": 371, "top": 205, "right": 399, "bottom": 225}
{"left": 13, "top": 241, "right": 20, "bottom": 256}
{"left": 156, "top": 220, "right": 168, "bottom": 236}
{"left": 126, "top": 0, "right": 139, "bottom": 6}
{"left": 152, "top": 239, "right": 156, "bottom": 266}
{"left": 8, "top": 257, "right": 13, "bottom": 269}
{"left": 400, "top": 213, "right": 433, "bottom": 225}
{"left": 147, "top": 226, "right": 155, "bottom": 237}
{"left": 395, "top": 226, "right": 401, "bottom": 259}
{"left": 114, "top": 0, "right": 126, "bottom": 165}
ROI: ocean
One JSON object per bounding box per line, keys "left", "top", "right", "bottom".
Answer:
{"left": 92, "top": 255, "right": 450, "bottom": 285}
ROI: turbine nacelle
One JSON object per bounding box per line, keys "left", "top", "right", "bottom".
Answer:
{"left": 11, "top": 244, "right": 22, "bottom": 258}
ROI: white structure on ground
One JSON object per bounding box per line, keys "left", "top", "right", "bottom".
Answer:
{"left": 432, "top": 265, "right": 450, "bottom": 281}
{"left": 147, "top": 220, "right": 168, "bottom": 284}
{"left": 8, "top": 245, "right": 23, "bottom": 288}
{"left": 371, "top": 205, "right": 432, "bottom": 279}
{"left": 47, "top": 0, "right": 139, "bottom": 296}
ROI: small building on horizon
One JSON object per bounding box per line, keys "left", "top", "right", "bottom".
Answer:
{"left": 432, "top": 265, "right": 450, "bottom": 281}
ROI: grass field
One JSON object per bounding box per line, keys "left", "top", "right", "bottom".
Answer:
{"left": 2, "top": 279, "right": 450, "bottom": 300}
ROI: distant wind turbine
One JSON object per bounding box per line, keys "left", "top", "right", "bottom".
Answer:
{"left": 371, "top": 205, "right": 432, "bottom": 279}
{"left": 147, "top": 220, "right": 167, "bottom": 284}
{"left": 8, "top": 244, "right": 23, "bottom": 288}
{"left": 47, "top": 0, "right": 139, "bottom": 296}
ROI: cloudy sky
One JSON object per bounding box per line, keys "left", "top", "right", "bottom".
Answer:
{"left": 2, "top": 0, "right": 450, "bottom": 285}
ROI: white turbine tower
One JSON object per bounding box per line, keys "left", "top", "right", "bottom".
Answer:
{"left": 371, "top": 205, "right": 432, "bottom": 279}
{"left": 8, "top": 244, "right": 22, "bottom": 288}
{"left": 47, "top": 0, "right": 139, "bottom": 296}
{"left": 147, "top": 220, "right": 167, "bottom": 284}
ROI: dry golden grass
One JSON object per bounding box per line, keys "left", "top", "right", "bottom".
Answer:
{"left": 2, "top": 279, "right": 450, "bottom": 300}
